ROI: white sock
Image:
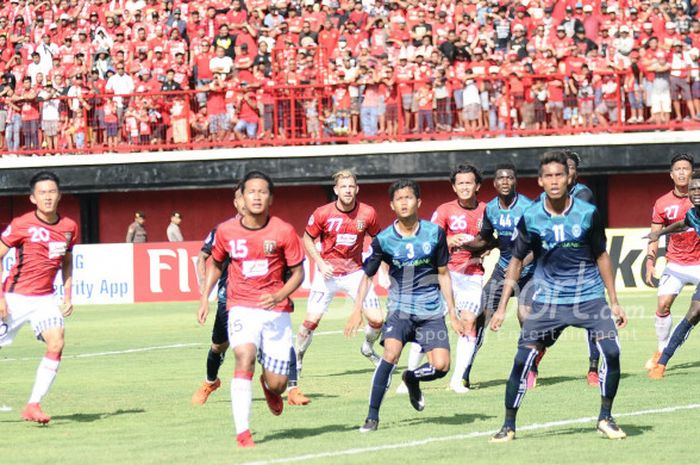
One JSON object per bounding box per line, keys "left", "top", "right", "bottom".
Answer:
{"left": 28, "top": 355, "right": 60, "bottom": 404}
{"left": 295, "top": 322, "right": 317, "bottom": 357}
{"left": 407, "top": 342, "right": 424, "bottom": 371}
{"left": 364, "top": 324, "right": 381, "bottom": 346}
{"left": 231, "top": 375, "right": 252, "bottom": 434}
{"left": 450, "top": 335, "right": 476, "bottom": 386}
{"left": 655, "top": 314, "right": 673, "bottom": 352}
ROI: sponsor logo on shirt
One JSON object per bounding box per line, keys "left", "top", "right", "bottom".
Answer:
{"left": 48, "top": 241, "right": 67, "bottom": 259}
{"left": 336, "top": 233, "right": 357, "bottom": 246}
{"left": 242, "top": 259, "right": 269, "bottom": 278}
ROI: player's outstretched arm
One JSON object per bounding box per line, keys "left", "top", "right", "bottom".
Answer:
{"left": 644, "top": 220, "right": 687, "bottom": 243}
{"left": 303, "top": 232, "right": 334, "bottom": 278}
{"left": 490, "top": 257, "right": 523, "bottom": 332}
{"left": 0, "top": 242, "right": 9, "bottom": 321}
{"left": 259, "top": 264, "right": 304, "bottom": 309}
{"left": 437, "top": 265, "right": 465, "bottom": 336}
{"left": 597, "top": 251, "right": 628, "bottom": 329}
{"left": 198, "top": 259, "right": 223, "bottom": 325}
{"left": 461, "top": 234, "right": 497, "bottom": 253}
{"left": 61, "top": 252, "right": 74, "bottom": 317}
{"left": 345, "top": 273, "right": 371, "bottom": 337}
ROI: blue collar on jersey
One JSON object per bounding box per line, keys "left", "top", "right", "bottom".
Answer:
{"left": 542, "top": 195, "right": 574, "bottom": 217}
{"left": 392, "top": 219, "right": 421, "bottom": 239}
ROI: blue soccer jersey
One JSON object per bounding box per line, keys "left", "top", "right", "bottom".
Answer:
{"left": 684, "top": 207, "right": 700, "bottom": 234}
{"left": 570, "top": 182, "right": 595, "bottom": 204}
{"left": 480, "top": 193, "right": 535, "bottom": 272}
{"left": 363, "top": 220, "right": 450, "bottom": 316}
{"left": 202, "top": 227, "right": 230, "bottom": 303}
{"left": 511, "top": 197, "right": 606, "bottom": 305}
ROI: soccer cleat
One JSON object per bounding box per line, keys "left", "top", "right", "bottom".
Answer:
{"left": 587, "top": 371, "right": 600, "bottom": 386}
{"left": 449, "top": 379, "right": 471, "bottom": 394}
{"left": 395, "top": 381, "right": 408, "bottom": 394}
{"left": 490, "top": 426, "right": 516, "bottom": 443}
{"left": 597, "top": 417, "right": 627, "bottom": 440}
{"left": 287, "top": 387, "right": 311, "bottom": 406}
{"left": 191, "top": 378, "right": 221, "bottom": 405}
{"left": 359, "top": 418, "right": 379, "bottom": 433}
{"left": 644, "top": 351, "right": 662, "bottom": 370}
{"left": 236, "top": 429, "right": 255, "bottom": 448}
{"left": 360, "top": 342, "right": 381, "bottom": 367}
{"left": 648, "top": 364, "right": 666, "bottom": 380}
{"left": 402, "top": 370, "right": 425, "bottom": 412}
{"left": 21, "top": 403, "right": 50, "bottom": 424}
{"left": 527, "top": 370, "right": 538, "bottom": 390}
{"left": 259, "top": 376, "right": 284, "bottom": 416}
{"left": 0, "top": 404, "right": 12, "bottom": 413}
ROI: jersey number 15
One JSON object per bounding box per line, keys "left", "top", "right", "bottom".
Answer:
{"left": 229, "top": 239, "right": 249, "bottom": 258}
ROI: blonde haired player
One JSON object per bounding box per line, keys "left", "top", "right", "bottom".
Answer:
{"left": 294, "top": 170, "right": 384, "bottom": 380}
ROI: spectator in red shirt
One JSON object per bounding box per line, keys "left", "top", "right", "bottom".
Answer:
{"left": 234, "top": 89, "right": 259, "bottom": 140}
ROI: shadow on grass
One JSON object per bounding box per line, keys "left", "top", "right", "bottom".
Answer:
{"left": 401, "top": 412, "right": 496, "bottom": 427}
{"left": 259, "top": 423, "right": 358, "bottom": 442}
{"left": 524, "top": 423, "right": 652, "bottom": 439}
{"left": 668, "top": 360, "right": 700, "bottom": 372}
{"left": 322, "top": 367, "right": 377, "bottom": 377}
{"left": 52, "top": 408, "right": 146, "bottom": 423}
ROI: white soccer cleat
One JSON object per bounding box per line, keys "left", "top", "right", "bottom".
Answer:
{"left": 0, "top": 404, "right": 12, "bottom": 413}
{"left": 360, "top": 342, "right": 381, "bottom": 367}
{"left": 449, "top": 380, "right": 471, "bottom": 394}
{"left": 395, "top": 381, "right": 408, "bottom": 394}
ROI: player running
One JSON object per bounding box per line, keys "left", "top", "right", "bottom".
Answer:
{"left": 490, "top": 150, "right": 628, "bottom": 442}
{"left": 460, "top": 163, "right": 539, "bottom": 389}
{"left": 0, "top": 171, "right": 78, "bottom": 424}
{"left": 645, "top": 176, "right": 700, "bottom": 378}
{"left": 197, "top": 171, "right": 305, "bottom": 448}
{"left": 345, "top": 179, "right": 464, "bottom": 432}
{"left": 644, "top": 153, "right": 700, "bottom": 370}
{"left": 295, "top": 170, "right": 383, "bottom": 372}
{"left": 430, "top": 164, "right": 486, "bottom": 394}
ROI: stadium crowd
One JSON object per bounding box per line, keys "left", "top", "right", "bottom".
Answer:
{"left": 2, "top": 0, "right": 700, "bottom": 152}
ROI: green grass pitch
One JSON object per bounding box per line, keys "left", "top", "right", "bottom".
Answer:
{"left": 1, "top": 290, "right": 698, "bottom": 465}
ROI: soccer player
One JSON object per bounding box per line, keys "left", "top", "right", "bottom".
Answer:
{"left": 490, "top": 150, "right": 628, "bottom": 442}
{"left": 197, "top": 171, "right": 305, "bottom": 448}
{"left": 0, "top": 171, "right": 78, "bottom": 424}
{"left": 296, "top": 170, "right": 383, "bottom": 372}
{"left": 461, "top": 163, "right": 539, "bottom": 389}
{"left": 645, "top": 176, "right": 700, "bottom": 378}
{"left": 644, "top": 153, "right": 700, "bottom": 370}
{"left": 430, "top": 164, "right": 486, "bottom": 394}
{"left": 345, "top": 179, "right": 464, "bottom": 432}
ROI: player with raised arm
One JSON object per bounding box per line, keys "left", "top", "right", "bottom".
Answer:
{"left": 461, "top": 163, "right": 539, "bottom": 389}
{"left": 197, "top": 171, "right": 305, "bottom": 448}
{"left": 429, "top": 164, "right": 486, "bottom": 394}
{"left": 644, "top": 153, "right": 700, "bottom": 370}
{"left": 0, "top": 171, "right": 78, "bottom": 424}
{"left": 295, "top": 170, "right": 383, "bottom": 373}
{"left": 645, "top": 176, "right": 700, "bottom": 378}
{"left": 490, "top": 150, "right": 628, "bottom": 442}
{"left": 345, "top": 179, "right": 464, "bottom": 432}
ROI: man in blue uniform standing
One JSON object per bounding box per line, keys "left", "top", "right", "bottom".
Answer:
{"left": 490, "top": 150, "right": 628, "bottom": 442}
{"left": 345, "top": 179, "right": 464, "bottom": 432}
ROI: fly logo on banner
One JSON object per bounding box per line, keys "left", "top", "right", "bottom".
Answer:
{"left": 133, "top": 242, "right": 202, "bottom": 302}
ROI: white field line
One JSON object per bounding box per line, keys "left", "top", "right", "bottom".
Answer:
{"left": 239, "top": 404, "right": 700, "bottom": 465}
{"left": 0, "top": 331, "right": 342, "bottom": 363}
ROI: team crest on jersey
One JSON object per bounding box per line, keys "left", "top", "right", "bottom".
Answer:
{"left": 263, "top": 240, "right": 277, "bottom": 255}
{"left": 572, "top": 224, "right": 582, "bottom": 238}
{"left": 422, "top": 242, "right": 432, "bottom": 254}
{"left": 356, "top": 219, "right": 365, "bottom": 232}
{"left": 64, "top": 232, "right": 73, "bottom": 243}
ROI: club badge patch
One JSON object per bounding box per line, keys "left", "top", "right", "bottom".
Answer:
{"left": 264, "top": 240, "right": 277, "bottom": 255}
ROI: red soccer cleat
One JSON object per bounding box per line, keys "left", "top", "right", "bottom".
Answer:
{"left": 21, "top": 403, "right": 51, "bottom": 424}
{"left": 260, "top": 376, "right": 284, "bottom": 416}
{"left": 587, "top": 371, "right": 600, "bottom": 386}
{"left": 236, "top": 429, "right": 255, "bottom": 448}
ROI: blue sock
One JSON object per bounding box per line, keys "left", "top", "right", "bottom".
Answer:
{"left": 407, "top": 363, "right": 448, "bottom": 382}
{"left": 596, "top": 338, "right": 621, "bottom": 420}
{"left": 367, "top": 359, "right": 395, "bottom": 421}
{"left": 659, "top": 318, "right": 695, "bottom": 366}
{"left": 288, "top": 347, "right": 298, "bottom": 388}
{"left": 503, "top": 347, "right": 539, "bottom": 429}
{"left": 206, "top": 348, "right": 225, "bottom": 382}
{"left": 587, "top": 330, "right": 600, "bottom": 371}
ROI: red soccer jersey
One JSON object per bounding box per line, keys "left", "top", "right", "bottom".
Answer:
{"left": 305, "top": 201, "right": 380, "bottom": 276}
{"left": 431, "top": 199, "right": 486, "bottom": 275}
{"left": 1, "top": 212, "right": 78, "bottom": 296}
{"left": 211, "top": 216, "right": 304, "bottom": 312}
{"left": 652, "top": 190, "right": 700, "bottom": 265}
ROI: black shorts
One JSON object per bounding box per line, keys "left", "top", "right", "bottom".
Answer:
{"left": 518, "top": 298, "right": 618, "bottom": 349}
{"left": 482, "top": 266, "right": 535, "bottom": 314}
{"left": 211, "top": 300, "right": 229, "bottom": 345}
{"left": 381, "top": 311, "right": 450, "bottom": 352}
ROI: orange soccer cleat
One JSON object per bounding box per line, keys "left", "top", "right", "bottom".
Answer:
{"left": 287, "top": 387, "right": 311, "bottom": 406}
{"left": 191, "top": 378, "right": 221, "bottom": 405}
{"left": 644, "top": 351, "right": 662, "bottom": 370}
{"left": 260, "top": 376, "right": 284, "bottom": 416}
{"left": 21, "top": 403, "right": 51, "bottom": 424}
{"left": 648, "top": 364, "right": 666, "bottom": 380}
{"left": 236, "top": 430, "right": 255, "bottom": 448}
